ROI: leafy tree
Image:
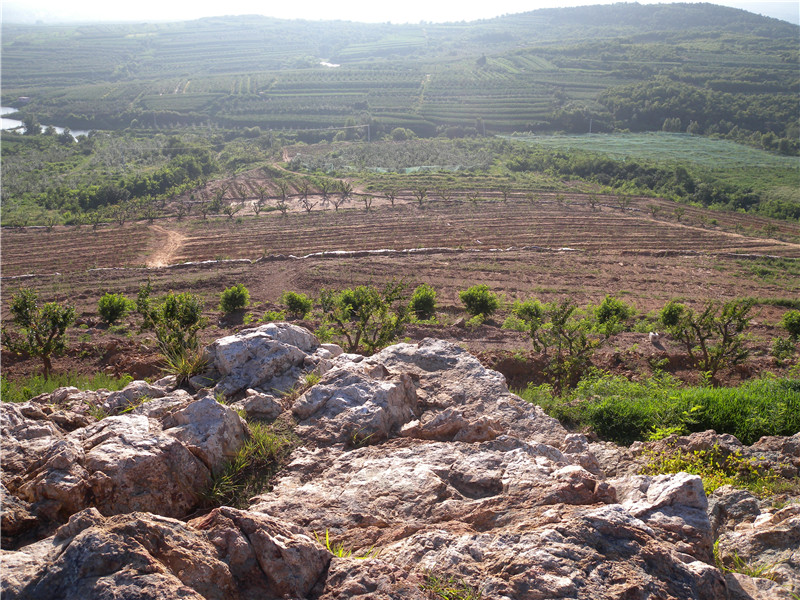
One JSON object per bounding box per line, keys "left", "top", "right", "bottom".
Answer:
{"left": 282, "top": 291, "right": 313, "bottom": 319}
{"left": 780, "top": 310, "right": 800, "bottom": 341}
{"left": 459, "top": 284, "right": 499, "bottom": 317}
{"left": 409, "top": 284, "right": 437, "bottom": 320}
{"left": 594, "top": 295, "right": 635, "bottom": 338}
{"left": 98, "top": 292, "right": 134, "bottom": 325}
{"left": 219, "top": 284, "right": 250, "bottom": 313}
{"left": 660, "top": 298, "right": 754, "bottom": 381}
{"left": 516, "top": 299, "right": 598, "bottom": 392}
{"left": 320, "top": 281, "right": 409, "bottom": 353}
{"left": 2, "top": 288, "right": 75, "bottom": 377}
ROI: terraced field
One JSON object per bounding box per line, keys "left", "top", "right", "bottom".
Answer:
{"left": 3, "top": 196, "right": 799, "bottom": 280}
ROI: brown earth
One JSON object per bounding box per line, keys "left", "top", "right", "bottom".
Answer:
{"left": 2, "top": 196, "right": 798, "bottom": 387}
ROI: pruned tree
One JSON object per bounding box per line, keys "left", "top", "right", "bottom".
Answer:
{"left": 384, "top": 188, "right": 398, "bottom": 207}
{"left": 412, "top": 187, "right": 427, "bottom": 207}
{"left": 300, "top": 196, "right": 316, "bottom": 213}
{"left": 276, "top": 198, "right": 289, "bottom": 217}
{"left": 360, "top": 194, "right": 373, "bottom": 211}
{"left": 2, "top": 288, "right": 75, "bottom": 377}
{"left": 275, "top": 180, "right": 290, "bottom": 203}
{"left": 499, "top": 184, "right": 511, "bottom": 203}
{"left": 223, "top": 203, "right": 241, "bottom": 220}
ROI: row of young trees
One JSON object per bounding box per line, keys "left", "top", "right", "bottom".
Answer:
{"left": 5, "top": 281, "right": 798, "bottom": 393}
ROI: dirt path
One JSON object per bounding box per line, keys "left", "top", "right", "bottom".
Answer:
{"left": 147, "top": 225, "right": 186, "bottom": 267}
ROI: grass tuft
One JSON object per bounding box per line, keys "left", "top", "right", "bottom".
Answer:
{"left": 1, "top": 372, "right": 134, "bottom": 403}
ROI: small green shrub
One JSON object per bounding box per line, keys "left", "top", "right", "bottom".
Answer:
{"left": 219, "top": 283, "right": 250, "bottom": 314}
{"left": 659, "top": 298, "right": 754, "bottom": 380}
{"left": 594, "top": 295, "right": 635, "bottom": 337}
{"left": 771, "top": 337, "right": 796, "bottom": 361}
{"left": 320, "top": 281, "right": 409, "bottom": 353}
{"left": 282, "top": 291, "right": 313, "bottom": 319}
{"left": 137, "top": 283, "right": 206, "bottom": 359}
{"left": 781, "top": 310, "right": 800, "bottom": 340}
{"left": 642, "top": 443, "right": 785, "bottom": 496}
{"left": 459, "top": 284, "right": 499, "bottom": 317}
{"left": 409, "top": 283, "right": 437, "bottom": 320}
{"left": 98, "top": 293, "right": 134, "bottom": 325}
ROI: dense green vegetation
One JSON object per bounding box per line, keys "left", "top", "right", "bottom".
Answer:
{"left": 3, "top": 4, "right": 796, "bottom": 141}
{"left": 521, "top": 374, "right": 800, "bottom": 446}
{"left": 2, "top": 4, "right": 797, "bottom": 225}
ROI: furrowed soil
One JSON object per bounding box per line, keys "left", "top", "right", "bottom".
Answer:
{"left": 3, "top": 195, "right": 799, "bottom": 388}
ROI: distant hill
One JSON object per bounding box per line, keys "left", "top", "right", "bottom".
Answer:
{"left": 1, "top": 3, "right": 797, "bottom": 143}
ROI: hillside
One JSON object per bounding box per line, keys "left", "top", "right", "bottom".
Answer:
{"left": 2, "top": 3, "right": 797, "bottom": 141}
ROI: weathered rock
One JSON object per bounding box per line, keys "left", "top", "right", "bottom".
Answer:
{"left": 708, "top": 485, "right": 761, "bottom": 538}
{"left": 612, "top": 472, "right": 713, "bottom": 562}
{"left": 2, "top": 507, "right": 331, "bottom": 600}
{"left": 102, "top": 379, "right": 168, "bottom": 414}
{"left": 161, "top": 396, "right": 249, "bottom": 477}
{"left": 716, "top": 503, "right": 800, "bottom": 595}
{"left": 250, "top": 437, "right": 616, "bottom": 549}
{"left": 206, "top": 322, "right": 329, "bottom": 396}
{"left": 230, "top": 389, "right": 284, "bottom": 422}
{"left": 190, "top": 507, "right": 330, "bottom": 598}
{"left": 316, "top": 558, "right": 428, "bottom": 599}
{"left": 1, "top": 395, "right": 247, "bottom": 546}
{"left": 383, "top": 504, "right": 726, "bottom": 600}
{"left": 293, "top": 365, "right": 418, "bottom": 445}
{"left": 365, "top": 338, "right": 572, "bottom": 449}
{"left": 78, "top": 414, "right": 211, "bottom": 517}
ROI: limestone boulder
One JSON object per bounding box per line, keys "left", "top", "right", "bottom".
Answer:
{"left": 293, "top": 364, "right": 419, "bottom": 446}
{"left": 365, "top": 338, "right": 571, "bottom": 449}
{"left": 205, "top": 322, "right": 335, "bottom": 396}
{"left": 1, "top": 394, "right": 248, "bottom": 547}
{"left": 2, "top": 506, "right": 331, "bottom": 600}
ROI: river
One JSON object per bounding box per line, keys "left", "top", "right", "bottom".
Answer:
{"left": 1, "top": 106, "right": 90, "bottom": 139}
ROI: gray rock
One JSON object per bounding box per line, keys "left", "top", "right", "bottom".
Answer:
{"left": 293, "top": 366, "right": 418, "bottom": 446}
{"left": 206, "top": 322, "right": 320, "bottom": 396}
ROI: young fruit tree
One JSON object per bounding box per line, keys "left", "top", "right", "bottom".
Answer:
{"left": 2, "top": 288, "right": 75, "bottom": 377}
{"left": 659, "top": 298, "right": 754, "bottom": 382}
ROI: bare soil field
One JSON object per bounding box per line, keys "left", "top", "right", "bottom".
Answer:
{"left": 2, "top": 196, "right": 799, "bottom": 387}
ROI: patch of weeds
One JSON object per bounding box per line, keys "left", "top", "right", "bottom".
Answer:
{"left": 313, "top": 529, "right": 381, "bottom": 559}
{"left": 714, "top": 540, "right": 781, "bottom": 582}
{"left": 279, "top": 371, "right": 322, "bottom": 404}
{"left": 161, "top": 346, "right": 208, "bottom": 387}
{"left": 465, "top": 314, "right": 485, "bottom": 328}
{"left": 641, "top": 443, "right": 787, "bottom": 496}
{"left": 1, "top": 372, "right": 133, "bottom": 403}
{"left": 260, "top": 309, "right": 287, "bottom": 323}
{"left": 108, "top": 324, "right": 129, "bottom": 335}
{"left": 421, "top": 571, "right": 482, "bottom": 600}
{"left": 204, "top": 418, "right": 299, "bottom": 509}
{"left": 771, "top": 338, "right": 796, "bottom": 363}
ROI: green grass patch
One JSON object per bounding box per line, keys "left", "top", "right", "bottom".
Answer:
{"left": 642, "top": 442, "right": 797, "bottom": 496}
{"left": 519, "top": 373, "right": 800, "bottom": 446}
{"left": 1, "top": 372, "right": 134, "bottom": 403}
{"left": 203, "top": 417, "right": 299, "bottom": 509}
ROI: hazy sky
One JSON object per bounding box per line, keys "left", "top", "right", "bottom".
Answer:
{"left": 3, "top": 0, "right": 798, "bottom": 25}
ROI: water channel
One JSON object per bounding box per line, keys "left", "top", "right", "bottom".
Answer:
{"left": 1, "top": 106, "right": 90, "bottom": 139}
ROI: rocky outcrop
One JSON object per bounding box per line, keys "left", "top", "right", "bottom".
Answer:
{"left": 3, "top": 326, "right": 799, "bottom": 599}
{"left": 1, "top": 381, "right": 248, "bottom": 545}
{"left": 2, "top": 507, "right": 330, "bottom": 600}
{"left": 204, "top": 322, "right": 338, "bottom": 397}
